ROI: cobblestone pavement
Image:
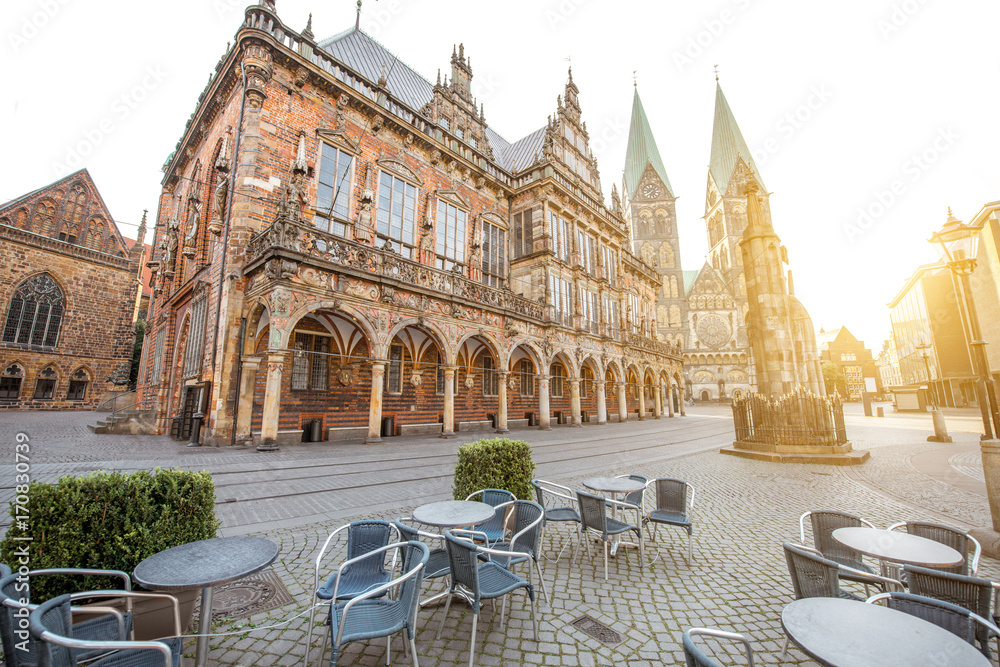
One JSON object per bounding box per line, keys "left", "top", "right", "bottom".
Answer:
{"left": 1, "top": 404, "right": 997, "bottom": 666}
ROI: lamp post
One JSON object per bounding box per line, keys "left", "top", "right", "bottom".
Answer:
{"left": 930, "top": 208, "right": 1000, "bottom": 541}
{"left": 916, "top": 340, "right": 950, "bottom": 442}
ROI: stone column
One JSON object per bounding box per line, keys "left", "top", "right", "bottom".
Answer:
{"left": 233, "top": 356, "right": 261, "bottom": 446}
{"left": 680, "top": 381, "right": 687, "bottom": 416}
{"left": 538, "top": 375, "right": 552, "bottom": 430}
{"left": 257, "top": 351, "right": 284, "bottom": 451}
{"left": 569, "top": 379, "right": 582, "bottom": 427}
{"left": 365, "top": 361, "right": 386, "bottom": 445}
{"left": 496, "top": 371, "right": 510, "bottom": 434}
{"left": 654, "top": 384, "right": 662, "bottom": 419}
{"left": 638, "top": 383, "right": 646, "bottom": 420}
{"left": 596, "top": 381, "right": 608, "bottom": 425}
{"left": 441, "top": 366, "right": 457, "bottom": 438}
{"left": 667, "top": 384, "right": 675, "bottom": 418}
{"left": 617, "top": 382, "right": 628, "bottom": 423}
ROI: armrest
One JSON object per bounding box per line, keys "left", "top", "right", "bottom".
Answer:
{"left": 69, "top": 605, "right": 126, "bottom": 639}
{"left": 534, "top": 481, "right": 577, "bottom": 507}
{"left": 37, "top": 631, "right": 174, "bottom": 664}
{"left": 838, "top": 565, "right": 903, "bottom": 592}
{"left": 28, "top": 569, "right": 131, "bottom": 591}
{"left": 69, "top": 591, "right": 182, "bottom": 637}
{"left": 315, "top": 524, "right": 352, "bottom": 589}
{"left": 506, "top": 513, "right": 543, "bottom": 554}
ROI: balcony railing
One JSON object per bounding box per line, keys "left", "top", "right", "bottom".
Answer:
{"left": 245, "top": 217, "right": 545, "bottom": 321}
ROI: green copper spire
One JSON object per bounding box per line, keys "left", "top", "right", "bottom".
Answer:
{"left": 709, "top": 82, "right": 765, "bottom": 194}
{"left": 623, "top": 88, "right": 673, "bottom": 199}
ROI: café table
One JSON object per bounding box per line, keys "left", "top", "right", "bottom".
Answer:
{"left": 832, "top": 526, "right": 963, "bottom": 576}
{"left": 411, "top": 500, "right": 495, "bottom": 528}
{"left": 133, "top": 535, "right": 279, "bottom": 667}
{"left": 782, "top": 597, "right": 989, "bottom": 667}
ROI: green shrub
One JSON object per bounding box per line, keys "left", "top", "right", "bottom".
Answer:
{"left": 0, "top": 468, "right": 220, "bottom": 601}
{"left": 452, "top": 438, "right": 535, "bottom": 501}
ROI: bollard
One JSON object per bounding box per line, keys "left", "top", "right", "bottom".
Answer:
{"left": 876, "top": 406, "right": 884, "bottom": 418}
{"left": 188, "top": 412, "right": 204, "bottom": 447}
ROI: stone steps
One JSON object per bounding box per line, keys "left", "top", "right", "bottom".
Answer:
{"left": 719, "top": 443, "right": 870, "bottom": 466}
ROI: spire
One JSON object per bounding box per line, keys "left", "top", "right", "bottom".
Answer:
{"left": 136, "top": 209, "right": 148, "bottom": 245}
{"left": 710, "top": 81, "right": 765, "bottom": 194}
{"left": 623, "top": 87, "right": 673, "bottom": 199}
{"left": 355, "top": 0, "right": 361, "bottom": 30}
{"left": 301, "top": 13, "right": 314, "bottom": 40}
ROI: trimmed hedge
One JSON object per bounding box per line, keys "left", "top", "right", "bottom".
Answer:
{"left": 0, "top": 468, "right": 220, "bottom": 601}
{"left": 452, "top": 438, "right": 535, "bottom": 501}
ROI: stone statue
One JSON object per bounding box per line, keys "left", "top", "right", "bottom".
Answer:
{"left": 355, "top": 197, "right": 374, "bottom": 244}
{"left": 419, "top": 220, "right": 434, "bottom": 262}
{"left": 182, "top": 197, "right": 201, "bottom": 257}
{"left": 164, "top": 227, "right": 179, "bottom": 275}
{"left": 210, "top": 174, "right": 228, "bottom": 235}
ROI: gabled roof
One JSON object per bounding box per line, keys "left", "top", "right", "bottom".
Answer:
{"left": 709, "top": 82, "right": 765, "bottom": 194}
{"left": 688, "top": 261, "right": 733, "bottom": 298}
{"left": 318, "top": 28, "right": 542, "bottom": 174}
{"left": 682, "top": 269, "right": 699, "bottom": 296}
{"left": 623, "top": 88, "right": 673, "bottom": 199}
{"left": 817, "top": 326, "right": 861, "bottom": 349}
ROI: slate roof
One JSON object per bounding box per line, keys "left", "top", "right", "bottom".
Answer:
{"left": 709, "top": 83, "right": 765, "bottom": 194}
{"left": 682, "top": 269, "right": 700, "bottom": 297}
{"left": 623, "top": 88, "right": 673, "bottom": 199}
{"left": 318, "top": 28, "right": 542, "bottom": 174}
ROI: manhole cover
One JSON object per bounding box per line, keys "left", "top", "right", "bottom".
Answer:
{"left": 570, "top": 615, "right": 624, "bottom": 646}
{"left": 191, "top": 569, "right": 295, "bottom": 624}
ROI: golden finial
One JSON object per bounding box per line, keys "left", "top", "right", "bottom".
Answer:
{"left": 714, "top": 64, "right": 719, "bottom": 82}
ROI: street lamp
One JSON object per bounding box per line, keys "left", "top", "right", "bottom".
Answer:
{"left": 930, "top": 208, "right": 1000, "bottom": 544}
{"left": 928, "top": 208, "right": 1000, "bottom": 439}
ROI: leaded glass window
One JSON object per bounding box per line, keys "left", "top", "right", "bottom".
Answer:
{"left": 481, "top": 222, "right": 505, "bottom": 288}
{"left": 435, "top": 200, "right": 467, "bottom": 271}
{"left": 2, "top": 273, "right": 64, "bottom": 347}
{"left": 316, "top": 143, "right": 353, "bottom": 236}
{"left": 377, "top": 173, "right": 417, "bottom": 258}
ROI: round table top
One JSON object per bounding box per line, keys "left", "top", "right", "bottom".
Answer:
{"left": 782, "top": 597, "right": 989, "bottom": 667}
{"left": 583, "top": 477, "right": 645, "bottom": 494}
{"left": 412, "top": 500, "right": 495, "bottom": 528}
{"left": 133, "top": 536, "right": 279, "bottom": 591}
{"left": 832, "top": 527, "right": 964, "bottom": 568}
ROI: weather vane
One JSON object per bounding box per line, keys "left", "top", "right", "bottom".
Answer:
{"left": 633, "top": 70, "right": 637, "bottom": 87}
{"left": 714, "top": 64, "right": 719, "bottom": 81}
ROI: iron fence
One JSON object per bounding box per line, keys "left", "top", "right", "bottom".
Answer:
{"left": 732, "top": 388, "right": 847, "bottom": 446}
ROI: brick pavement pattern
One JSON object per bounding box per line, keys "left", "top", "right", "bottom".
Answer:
{"left": 1, "top": 404, "right": 996, "bottom": 665}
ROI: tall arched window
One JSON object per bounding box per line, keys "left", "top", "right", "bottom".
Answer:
{"left": 2, "top": 273, "right": 65, "bottom": 347}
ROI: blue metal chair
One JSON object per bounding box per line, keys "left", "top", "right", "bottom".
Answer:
{"left": 304, "top": 520, "right": 400, "bottom": 667}
{"left": 328, "top": 541, "right": 428, "bottom": 667}
{"left": 29, "top": 593, "right": 183, "bottom": 667}
{"left": 799, "top": 510, "right": 880, "bottom": 592}
{"left": 610, "top": 473, "right": 647, "bottom": 511}
{"left": 575, "top": 491, "right": 643, "bottom": 581}
{"left": 682, "top": 627, "right": 755, "bottom": 667}
{"left": 393, "top": 519, "right": 449, "bottom": 582}
{"left": 530, "top": 479, "right": 581, "bottom": 563}
{"left": 904, "top": 564, "right": 998, "bottom": 659}
{"left": 464, "top": 489, "right": 515, "bottom": 545}
{"left": 488, "top": 500, "right": 547, "bottom": 608}
{"left": 436, "top": 530, "right": 538, "bottom": 667}
{"left": 867, "top": 591, "right": 999, "bottom": 659}
{"left": 1, "top": 568, "right": 178, "bottom": 667}
{"left": 645, "top": 478, "right": 695, "bottom": 565}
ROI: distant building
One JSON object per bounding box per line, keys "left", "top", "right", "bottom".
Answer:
{"left": 888, "top": 261, "right": 975, "bottom": 407}
{"left": 816, "top": 327, "right": 881, "bottom": 399}
{"left": 875, "top": 337, "right": 902, "bottom": 391}
{"left": 0, "top": 169, "right": 143, "bottom": 409}
{"left": 967, "top": 201, "right": 1000, "bottom": 381}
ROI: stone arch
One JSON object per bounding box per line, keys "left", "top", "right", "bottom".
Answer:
{"left": 505, "top": 339, "right": 545, "bottom": 372}
{"left": 604, "top": 358, "right": 624, "bottom": 384}
{"left": 243, "top": 299, "right": 271, "bottom": 355}
{"left": 454, "top": 330, "right": 502, "bottom": 369}
{"left": 550, "top": 350, "right": 578, "bottom": 379}
{"left": 284, "top": 299, "right": 380, "bottom": 356}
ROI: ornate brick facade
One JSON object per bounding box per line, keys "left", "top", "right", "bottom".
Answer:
{"left": 138, "top": 4, "right": 684, "bottom": 447}
{"left": 0, "top": 170, "right": 140, "bottom": 410}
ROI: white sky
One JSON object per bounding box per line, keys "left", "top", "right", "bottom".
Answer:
{"left": 5, "top": 0, "right": 999, "bottom": 350}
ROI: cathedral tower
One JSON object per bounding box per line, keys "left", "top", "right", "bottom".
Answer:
{"left": 622, "top": 87, "right": 685, "bottom": 347}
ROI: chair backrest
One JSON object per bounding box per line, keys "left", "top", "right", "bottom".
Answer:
{"left": 27, "top": 594, "right": 76, "bottom": 667}
{"left": 904, "top": 564, "right": 992, "bottom": 649}
{"left": 443, "top": 531, "right": 482, "bottom": 607}
{"left": 682, "top": 628, "right": 755, "bottom": 667}
{"left": 0, "top": 572, "right": 32, "bottom": 667}
{"left": 899, "top": 522, "right": 977, "bottom": 576}
{"left": 576, "top": 491, "right": 608, "bottom": 538}
{"left": 653, "top": 478, "right": 689, "bottom": 514}
{"left": 870, "top": 592, "right": 977, "bottom": 648}
{"left": 468, "top": 488, "right": 515, "bottom": 507}
{"left": 397, "top": 542, "right": 429, "bottom": 629}
{"left": 531, "top": 480, "right": 547, "bottom": 510}
{"left": 804, "top": 510, "right": 868, "bottom": 568}
{"left": 617, "top": 474, "right": 647, "bottom": 507}
{"left": 783, "top": 542, "right": 841, "bottom": 600}
{"left": 507, "top": 500, "right": 544, "bottom": 556}
{"left": 346, "top": 520, "right": 396, "bottom": 575}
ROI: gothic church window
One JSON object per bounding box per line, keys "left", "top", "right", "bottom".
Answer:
{"left": 60, "top": 185, "right": 87, "bottom": 243}
{"left": 0, "top": 363, "right": 24, "bottom": 400}
{"left": 33, "top": 366, "right": 57, "bottom": 400}
{"left": 669, "top": 305, "right": 681, "bottom": 327}
{"left": 670, "top": 276, "right": 679, "bottom": 299}
{"left": 377, "top": 172, "right": 417, "bottom": 258}
{"left": 2, "top": 273, "right": 64, "bottom": 347}
{"left": 182, "top": 296, "right": 208, "bottom": 378}
{"left": 67, "top": 368, "right": 90, "bottom": 401}
{"left": 659, "top": 243, "right": 675, "bottom": 269}
{"left": 316, "top": 143, "right": 354, "bottom": 236}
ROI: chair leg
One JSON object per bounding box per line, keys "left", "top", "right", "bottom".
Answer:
{"left": 386, "top": 635, "right": 391, "bottom": 666}
{"left": 436, "top": 592, "right": 453, "bottom": 641}
{"left": 317, "top": 622, "right": 330, "bottom": 667}
{"left": 410, "top": 635, "right": 419, "bottom": 667}
{"left": 687, "top": 529, "right": 693, "bottom": 565}
{"left": 303, "top": 595, "right": 319, "bottom": 667}
{"left": 467, "top": 611, "right": 478, "bottom": 667}
{"left": 534, "top": 558, "right": 549, "bottom": 604}
{"left": 529, "top": 591, "right": 539, "bottom": 641}
{"left": 603, "top": 540, "right": 609, "bottom": 581}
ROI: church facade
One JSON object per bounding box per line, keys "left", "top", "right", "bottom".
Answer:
{"left": 137, "top": 3, "right": 683, "bottom": 447}
{"left": 622, "top": 82, "right": 821, "bottom": 400}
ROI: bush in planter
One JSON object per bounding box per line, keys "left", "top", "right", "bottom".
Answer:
{"left": 452, "top": 438, "right": 535, "bottom": 501}
{"left": 0, "top": 468, "right": 219, "bottom": 602}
